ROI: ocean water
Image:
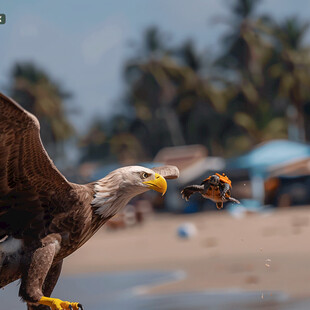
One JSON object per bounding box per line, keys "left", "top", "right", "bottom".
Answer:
{"left": 1, "top": 270, "right": 310, "bottom": 310}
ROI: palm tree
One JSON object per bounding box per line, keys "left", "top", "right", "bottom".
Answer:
{"left": 125, "top": 22, "right": 266, "bottom": 156}
{"left": 216, "top": 0, "right": 263, "bottom": 77}
{"left": 125, "top": 27, "right": 189, "bottom": 153}
{"left": 9, "top": 62, "right": 74, "bottom": 160}
{"left": 125, "top": 57, "right": 187, "bottom": 150}
{"left": 266, "top": 17, "right": 310, "bottom": 141}
{"left": 175, "top": 40, "right": 204, "bottom": 73}
{"left": 79, "top": 116, "right": 145, "bottom": 164}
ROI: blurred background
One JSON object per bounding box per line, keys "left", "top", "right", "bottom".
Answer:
{"left": 2, "top": 0, "right": 310, "bottom": 309}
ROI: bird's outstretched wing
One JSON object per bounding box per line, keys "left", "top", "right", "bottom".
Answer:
{"left": 151, "top": 166, "right": 179, "bottom": 179}
{"left": 0, "top": 93, "right": 74, "bottom": 238}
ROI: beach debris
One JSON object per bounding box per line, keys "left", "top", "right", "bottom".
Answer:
{"left": 177, "top": 222, "right": 197, "bottom": 239}
{"left": 265, "top": 258, "right": 271, "bottom": 267}
{"left": 265, "top": 258, "right": 271, "bottom": 268}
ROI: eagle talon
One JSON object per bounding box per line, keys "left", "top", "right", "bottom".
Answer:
{"left": 39, "top": 297, "right": 83, "bottom": 310}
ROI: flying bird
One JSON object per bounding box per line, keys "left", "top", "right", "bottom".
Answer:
{"left": 0, "top": 93, "right": 179, "bottom": 310}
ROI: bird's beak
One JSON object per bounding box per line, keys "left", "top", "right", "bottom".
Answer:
{"left": 143, "top": 173, "right": 167, "bottom": 196}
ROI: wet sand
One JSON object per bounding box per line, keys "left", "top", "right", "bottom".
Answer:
{"left": 1, "top": 270, "right": 295, "bottom": 310}
{"left": 63, "top": 207, "right": 310, "bottom": 298}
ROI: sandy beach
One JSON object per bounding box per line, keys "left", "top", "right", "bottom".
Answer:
{"left": 63, "top": 207, "right": 310, "bottom": 299}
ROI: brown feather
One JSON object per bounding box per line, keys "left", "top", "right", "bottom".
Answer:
{"left": 0, "top": 93, "right": 75, "bottom": 240}
{"left": 0, "top": 93, "right": 180, "bottom": 306}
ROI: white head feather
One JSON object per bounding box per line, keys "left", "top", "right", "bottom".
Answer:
{"left": 91, "top": 166, "right": 157, "bottom": 218}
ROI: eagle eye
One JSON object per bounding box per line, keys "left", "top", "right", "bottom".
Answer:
{"left": 141, "top": 172, "right": 150, "bottom": 179}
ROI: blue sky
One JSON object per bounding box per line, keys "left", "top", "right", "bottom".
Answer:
{"left": 1, "top": 0, "right": 310, "bottom": 133}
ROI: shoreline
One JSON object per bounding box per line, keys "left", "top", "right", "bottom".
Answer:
{"left": 63, "top": 207, "right": 310, "bottom": 298}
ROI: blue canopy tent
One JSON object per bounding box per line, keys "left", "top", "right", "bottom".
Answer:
{"left": 226, "top": 140, "right": 310, "bottom": 202}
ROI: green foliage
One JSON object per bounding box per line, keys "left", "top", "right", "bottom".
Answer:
{"left": 79, "top": 116, "right": 146, "bottom": 164}
{"left": 9, "top": 62, "right": 74, "bottom": 160}
{"left": 81, "top": 0, "right": 310, "bottom": 163}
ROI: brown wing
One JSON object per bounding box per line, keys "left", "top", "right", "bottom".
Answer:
{"left": 151, "top": 166, "right": 179, "bottom": 179}
{"left": 0, "top": 93, "right": 76, "bottom": 239}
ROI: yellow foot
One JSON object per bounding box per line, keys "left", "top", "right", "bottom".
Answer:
{"left": 39, "top": 296, "right": 83, "bottom": 310}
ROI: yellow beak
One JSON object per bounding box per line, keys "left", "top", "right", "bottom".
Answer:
{"left": 143, "top": 173, "right": 167, "bottom": 196}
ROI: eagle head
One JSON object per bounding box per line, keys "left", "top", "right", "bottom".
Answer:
{"left": 115, "top": 165, "right": 168, "bottom": 195}
{"left": 92, "top": 166, "right": 170, "bottom": 217}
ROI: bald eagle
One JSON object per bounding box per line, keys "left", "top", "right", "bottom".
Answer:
{"left": 0, "top": 93, "right": 179, "bottom": 310}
